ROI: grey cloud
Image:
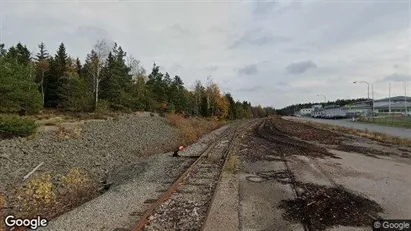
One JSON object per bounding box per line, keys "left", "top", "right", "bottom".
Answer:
{"left": 377, "top": 73, "right": 410, "bottom": 83}
{"left": 170, "top": 24, "right": 190, "bottom": 35}
{"left": 276, "top": 81, "right": 289, "bottom": 87}
{"left": 285, "top": 60, "right": 317, "bottom": 75}
{"left": 204, "top": 65, "right": 218, "bottom": 72}
{"left": 236, "top": 86, "right": 263, "bottom": 92}
{"left": 229, "top": 28, "right": 290, "bottom": 49}
{"left": 170, "top": 64, "right": 183, "bottom": 72}
{"left": 209, "top": 26, "right": 225, "bottom": 33}
{"left": 238, "top": 64, "right": 258, "bottom": 75}
{"left": 253, "top": 1, "right": 278, "bottom": 16}
{"left": 75, "top": 26, "right": 110, "bottom": 41}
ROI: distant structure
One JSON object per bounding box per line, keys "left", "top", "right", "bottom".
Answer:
{"left": 374, "top": 96, "right": 411, "bottom": 114}
{"left": 302, "top": 96, "right": 411, "bottom": 119}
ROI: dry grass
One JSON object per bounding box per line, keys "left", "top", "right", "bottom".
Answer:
{"left": 8, "top": 168, "right": 98, "bottom": 221}
{"left": 305, "top": 121, "right": 411, "bottom": 147}
{"left": 224, "top": 155, "right": 238, "bottom": 173}
{"left": 166, "top": 114, "right": 225, "bottom": 146}
{"left": 55, "top": 125, "right": 82, "bottom": 140}
{"left": 0, "top": 193, "right": 5, "bottom": 231}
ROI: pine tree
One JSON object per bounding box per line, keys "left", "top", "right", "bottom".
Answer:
{"left": 0, "top": 44, "right": 6, "bottom": 57}
{"left": 5, "top": 43, "right": 31, "bottom": 65}
{"left": 75, "top": 58, "right": 82, "bottom": 76}
{"left": 35, "top": 42, "right": 50, "bottom": 106}
{"left": 44, "top": 43, "right": 68, "bottom": 107}
{"left": 99, "top": 44, "right": 133, "bottom": 110}
{"left": 35, "top": 42, "right": 49, "bottom": 61}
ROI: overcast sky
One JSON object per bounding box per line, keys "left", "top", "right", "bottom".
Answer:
{"left": 1, "top": 0, "right": 410, "bottom": 108}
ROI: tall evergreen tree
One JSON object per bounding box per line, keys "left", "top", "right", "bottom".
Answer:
{"left": 35, "top": 42, "right": 50, "bottom": 106}
{"left": 35, "top": 42, "right": 49, "bottom": 61}
{"left": 0, "top": 44, "right": 6, "bottom": 57}
{"left": 44, "top": 43, "right": 68, "bottom": 107}
{"left": 5, "top": 43, "right": 31, "bottom": 65}
{"left": 99, "top": 44, "right": 132, "bottom": 110}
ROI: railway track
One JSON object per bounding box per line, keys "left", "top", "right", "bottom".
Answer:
{"left": 129, "top": 121, "right": 249, "bottom": 231}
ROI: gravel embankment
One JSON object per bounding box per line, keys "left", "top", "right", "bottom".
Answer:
{"left": 0, "top": 113, "right": 180, "bottom": 192}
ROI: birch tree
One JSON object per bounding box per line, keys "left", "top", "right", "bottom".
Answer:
{"left": 87, "top": 39, "right": 110, "bottom": 109}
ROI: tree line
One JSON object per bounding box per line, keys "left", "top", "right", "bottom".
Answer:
{"left": 0, "top": 41, "right": 275, "bottom": 119}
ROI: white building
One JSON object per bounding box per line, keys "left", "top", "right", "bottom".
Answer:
{"left": 300, "top": 108, "right": 314, "bottom": 116}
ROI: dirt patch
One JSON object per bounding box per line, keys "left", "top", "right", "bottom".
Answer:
{"left": 279, "top": 182, "right": 383, "bottom": 231}
{"left": 334, "top": 144, "right": 393, "bottom": 158}
{"left": 270, "top": 117, "right": 343, "bottom": 145}
{"left": 238, "top": 119, "right": 337, "bottom": 162}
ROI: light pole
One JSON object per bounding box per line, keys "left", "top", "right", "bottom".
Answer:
{"left": 353, "top": 81, "right": 374, "bottom": 118}
{"left": 353, "top": 81, "right": 370, "bottom": 99}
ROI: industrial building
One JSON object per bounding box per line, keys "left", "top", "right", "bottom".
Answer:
{"left": 299, "top": 108, "right": 314, "bottom": 116}
{"left": 295, "top": 96, "right": 411, "bottom": 119}
{"left": 373, "top": 96, "right": 411, "bottom": 114}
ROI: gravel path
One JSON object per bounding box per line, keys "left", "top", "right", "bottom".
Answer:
{"left": 0, "top": 113, "right": 181, "bottom": 192}
{"left": 39, "top": 124, "right": 230, "bottom": 231}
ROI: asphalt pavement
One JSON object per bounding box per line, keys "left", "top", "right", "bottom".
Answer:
{"left": 286, "top": 116, "right": 411, "bottom": 140}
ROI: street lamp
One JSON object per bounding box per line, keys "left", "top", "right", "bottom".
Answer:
{"left": 353, "top": 81, "right": 370, "bottom": 99}
{"left": 353, "top": 80, "right": 374, "bottom": 118}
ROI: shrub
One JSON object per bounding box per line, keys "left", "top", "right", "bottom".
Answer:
{"left": 0, "top": 115, "right": 37, "bottom": 138}
{"left": 166, "top": 114, "right": 224, "bottom": 145}
{"left": 95, "top": 100, "right": 110, "bottom": 114}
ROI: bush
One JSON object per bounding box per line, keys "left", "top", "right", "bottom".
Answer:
{"left": 0, "top": 115, "right": 37, "bottom": 138}
{"left": 166, "top": 114, "right": 223, "bottom": 145}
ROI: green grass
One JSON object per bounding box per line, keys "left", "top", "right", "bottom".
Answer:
{"left": 359, "top": 116, "right": 411, "bottom": 129}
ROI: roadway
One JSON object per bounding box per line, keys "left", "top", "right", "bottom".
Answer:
{"left": 286, "top": 116, "right": 411, "bottom": 140}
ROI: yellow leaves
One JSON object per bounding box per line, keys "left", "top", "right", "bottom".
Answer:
{"left": 23, "top": 173, "right": 55, "bottom": 206}
{"left": 0, "top": 192, "right": 5, "bottom": 231}
{"left": 62, "top": 168, "right": 91, "bottom": 188}
{"left": 11, "top": 168, "right": 98, "bottom": 219}
{"left": 215, "top": 95, "right": 230, "bottom": 120}
{"left": 166, "top": 114, "right": 224, "bottom": 146}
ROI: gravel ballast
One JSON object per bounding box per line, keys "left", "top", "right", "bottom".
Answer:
{"left": 0, "top": 113, "right": 180, "bottom": 192}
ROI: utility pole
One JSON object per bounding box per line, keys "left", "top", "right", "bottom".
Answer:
{"left": 389, "top": 82, "right": 391, "bottom": 116}
{"left": 404, "top": 81, "right": 407, "bottom": 115}
{"left": 372, "top": 84, "right": 374, "bottom": 119}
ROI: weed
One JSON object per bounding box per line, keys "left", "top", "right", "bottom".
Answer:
{"left": 55, "top": 125, "right": 82, "bottom": 140}
{"left": 166, "top": 114, "right": 224, "bottom": 146}
{"left": 0, "top": 193, "right": 5, "bottom": 230}
{"left": 10, "top": 168, "right": 98, "bottom": 220}
{"left": 224, "top": 155, "right": 238, "bottom": 173}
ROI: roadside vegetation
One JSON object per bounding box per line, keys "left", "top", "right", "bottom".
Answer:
{"left": 166, "top": 114, "right": 224, "bottom": 146}
{"left": 358, "top": 115, "right": 411, "bottom": 129}
{"left": 304, "top": 120, "right": 411, "bottom": 147}
{"left": 0, "top": 40, "right": 276, "bottom": 225}
{"left": 9, "top": 168, "right": 98, "bottom": 220}
{"left": 0, "top": 115, "right": 37, "bottom": 139}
